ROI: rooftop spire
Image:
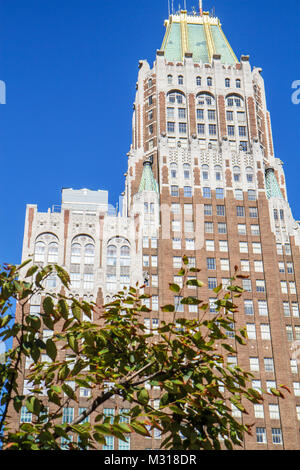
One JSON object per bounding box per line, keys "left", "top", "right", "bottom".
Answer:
{"left": 199, "top": 0, "right": 203, "bottom": 16}
{"left": 138, "top": 159, "right": 159, "bottom": 194}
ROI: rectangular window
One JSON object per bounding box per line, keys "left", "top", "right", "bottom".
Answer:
{"left": 208, "top": 277, "right": 217, "bottom": 290}
{"left": 246, "top": 323, "right": 256, "bottom": 340}
{"left": 264, "top": 357, "right": 274, "bottom": 372}
{"left": 178, "top": 108, "right": 186, "bottom": 119}
{"left": 174, "top": 296, "right": 184, "bottom": 312}
{"left": 249, "top": 207, "right": 258, "bottom": 218}
{"left": 184, "top": 186, "right": 192, "bottom": 197}
{"left": 185, "top": 238, "right": 195, "bottom": 250}
{"left": 173, "top": 257, "right": 182, "bottom": 268}
{"left": 20, "top": 406, "right": 32, "bottom": 424}
{"left": 238, "top": 224, "right": 246, "bottom": 235}
{"left": 171, "top": 203, "right": 180, "bottom": 214}
{"left": 290, "top": 281, "right": 296, "bottom": 294}
{"left": 62, "top": 408, "right": 74, "bottom": 424}
{"left": 152, "top": 296, "right": 159, "bottom": 312}
{"left": 254, "top": 404, "right": 264, "bottom": 419}
{"left": 167, "top": 107, "right": 174, "bottom": 119}
{"left": 254, "top": 261, "right": 264, "bottom": 272}
{"left": 285, "top": 244, "right": 291, "bottom": 255}
{"left": 283, "top": 302, "right": 290, "bottom": 317}
{"left": 218, "top": 223, "right": 227, "bottom": 234}
{"left": 143, "top": 255, "right": 149, "bottom": 267}
{"left": 151, "top": 256, "right": 158, "bottom": 267}
{"left": 292, "top": 303, "right": 299, "bottom": 317}
{"left": 291, "top": 359, "right": 298, "bottom": 374}
{"left": 216, "top": 205, "right": 225, "bottom": 216}
{"left": 235, "top": 189, "right": 243, "bottom": 200}
{"left": 261, "top": 324, "right": 271, "bottom": 340}
{"left": 204, "top": 204, "right": 212, "bottom": 215}
{"left": 294, "top": 382, "right": 300, "bottom": 396}
{"left": 203, "top": 187, "right": 211, "bottom": 198}
{"left": 281, "top": 281, "right": 288, "bottom": 294}
{"left": 209, "top": 298, "right": 217, "bottom": 313}
{"left": 239, "top": 241, "right": 248, "bottom": 253}
{"left": 220, "top": 259, "right": 230, "bottom": 271}
{"left": 256, "top": 280, "right": 266, "bottom": 293}
{"left": 197, "top": 123, "right": 205, "bottom": 135}
{"left": 241, "top": 259, "right": 250, "bottom": 271}
{"left": 209, "top": 124, "right": 217, "bottom": 135}
{"left": 236, "top": 206, "right": 245, "bottom": 217}
{"left": 207, "top": 258, "right": 216, "bottom": 270}
{"left": 227, "top": 125, "right": 235, "bottom": 136}
{"left": 206, "top": 239, "right": 215, "bottom": 251}
{"left": 219, "top": 240, "right": 228, "bottom": 252}
{"left": 271, "top": 428, "right": 283, "bottom": 445}
{"left": 243, "top": 279, "right": 252, "bottom": 292}
{"left": 258, "top": 300, "right": 268, "bottom": 317}
{"left": 179, "top": 122, "right": 187, "bottom": 134}
{"left": 208, "top": 109, "right": 216, "bottom": 121}
{"left": 226, "top": 111, "right": 233, "bottom": 121}
{"left": 250, "top": 357, "right": 260, "bottom": 371}
{"left": 171, "top": 185, "right": 179, "bottom": 197}
{"left": 256, "top": 427, "right": 267, "bottom": 444}
{"left": 151, "top": 275, "right": 158, "bottom": 288}
{"left": 286, "top": 325, "right": 293, "bottom": 342}
{"left": 248, "top": 190, "right": 256, "bottom": 201}
{"left": 251, "top": 225, "right": 260, "bottom": 236}
{"left": 252, "top": 242, "right": 262, "bottom": 254}
{"left": 276, "top": 243, "right": 283, "bottom": 255}
{"left": 197, "top": 109, "right": 204, "bottom": 120}
{"left": 238, "top": 126, "right": 246, "bottom": 137}
{"left": 205, "top": 222, "right": 214, "bottom": 234}
{"left": 172, "top": 238, "right": 181, "bottom": 250}
{"left": 244, "top": 300, "right": 254, "bottom": 315}
{"left": 172, "top": 220, "right": 181, "bottom": 232}
{"left": 184, "top": 203, "right": 193, "bottom": 215}
{"left": 167, "top": 122, "right": 175, "bottom": 133}
{"left": 287, "top": 262, "right": 294, "bottom": 274}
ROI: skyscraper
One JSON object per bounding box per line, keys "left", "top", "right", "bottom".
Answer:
{"left": 11, "top": 5, "right": 300, "bottom": 450}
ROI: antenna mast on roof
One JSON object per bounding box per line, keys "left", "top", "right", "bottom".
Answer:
{"left": 199, "top": 0, "right": 203, "bottom": 16}
{"left": 168, "top": 0, "right": 170, "bottom": 16}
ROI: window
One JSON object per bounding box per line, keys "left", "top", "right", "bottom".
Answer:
{"left": 256, "top": 280, "right": 266, "bottom": 293}
{"left": 261, "top": 324, "right": 271, "bottom": 340}
{"left": 218, "top": 222, "right": 227, "bottom": 234}
{"left": 197, "top": 109, "right": 204, "bottom": 120}
{"left": 178, "top": 75, "right": 183, "bottom": 85}
{"left": 256, "top": 427, "right": 267, "bottom": 444}
{"left": 62, "top": 407, "right": 74, "bottom": 424}
{"left": 264, "top": 357, "right": 274, "bottom": 372}
{"left": 291, "top": 359, "right": 298, "bottom": 374}
{"left": 208, "top": 277, "right": 217, "bottom": 290}
{"left": 246, "top": 323, "right": 256, "bottom": 340}
{"left": 238, "top": 224, "right": 246, "bottom": 235}
{"left": 179, "top": 123, "right": 187, "bottom": 134}
{"left": 152, "top": 274, "right": 158, "bottom": 288}
{"left": 171, "top": 203, "right": 180, "bottom": 214}
{"left": 285, "top": 243, "right": 291, "bottom": 255}
{"left": 216, "top": 204, "right": 225, "bottom": 216}
{"left": 252, "top": 242, "right": 262, "bottom": 254}
{"left": 236, "top": 206, "right": 245, "bottom": 217}
{"left": 183, "top": 163, "right": 190, "bottom": 179}
{"left": 283, "top": 302, "right": 290, "bottom": 317}
{"left": 240, "top": 141, "right": 248, "bottom": 151}
{"left": 205, "top": 222, "right": 214, "bottom": 234}
{"left": 197, "top": 123, "right": 205, "bottom": 134}
{"left": 250, "top": 357, "right": 260, "bottom": 371}
{"left": 34, "top": 241, "right": 46, "bottom": 263}
{"left": 204, "top": 204, "right": 212, "bottom": 215}
{"left": 209, "top": 298, "right": 217, "bottom": 313}
{"left": 244, "top": 300, "right": 254, "bottom": 315}
{"left": 239, "top": 241, "right": 248, "bottom": 253}
{"left": 251, "top": 225, "right": 260, "bottom": 235}
{"left": 239, "top": 126, "right": 247, "bottom": 137}
{"left": 171, "top": 185, "right": 179, "bottom": 197}
{"left": 148, "top": 95, "right": 153, "bottom": 106}
{"left": 202, "top": 165, "right": 209, "bottom": 180}
{"left": 286, "top": 325, "right": 293, "bottom": 342}
{"left": 231, "top": 404, "right": 242, "bottom": 418}
{"left": 220, "top": 258, "right": 230, "bottom": 271}
{"left": 258, "top": 300, "right": 268, "bottom": 316}
{"left": 174, "top": 296, "right": 184, "bottom": 313}
{"left": 271, "top": 428, "right": 283, "bottom": 445}
{"left": 249, "top": 207, "right": 258, "bottom": 218}
{"left": 242, "top": 279, "right": 252, "bottom": 292}
{"left": 209, "top": 124, "right": 217, "bottom": 135}
{"left": 83, "top": 273, "right": 94, "bottom": 290}
{"left": 196, "top": 76, "right": 201, "bottom": 86}
{"left": 226, "top": 110, "right": 233, "bottom": 121}
{"left": 186, "top": 238, "right": 195, "bottom": 250}
{"left": 280, "top": 209, "right": 284, "bottom": 221}
{"left": 207, "top": 77, "right": 212, "bottom": 86}
{"left": 167, "top": 107, "right": 174, "bottom": 119}
{"left": 172, "top": 220, "right": 181, "bottom": 232}
{"left": 167, "top": 74, "right": 173, "bottom": 85}
{"left": 219, "top": 240, "right": 228, "bottom": 252}
{"left": 233, "top": 166, "right": 241, "bottom": 182}
{"left": 254, "top": 404, "right": 264, "bottom": 419}
{"left": 172, "top": 238, "right": 181, "bottom": 250}
{"left": 151, "top": 256, "right": 157, "bottom": 267}
{"left": 236, "top": 79, "right": 241, "bottom": 88}
{"left": 227, "top": 125, "right": 235, "bottom": 136}
{"left": 252, "top": 380, "right": 261, "bottom": 391}
{"left": 208, "top": 109, "right": 216, "bottom": 121}
{"left": 206, "top": 239, "right": 215, "bottom": 251}
{"left": 184, "top": 186, "right": 192, "bottom": 197}
{"left": 225, "top": 78, "right": 230, "bottom": 88}
{"left": 248, "top": 190, "right": 256, "bottom": 201}
{"left": 216, "top": 188, "right": 224, "bottom": 199}
{"left": 234, "top": 189, "right": 243, "bottom": 200}
{"left": 173, "top": 257, "right": 182, "bottom": 268}
{"left": 48, "top": 243, "right": 58, "bottom": 263}
{"left": 207, "top": 258, "right": 216, "bottom": 270}
{"left": 287, "top": 262, "right": 294, "bottom": 274}
{"left": 294, "top": 382, "right": 300, "bottom": 396}
{"left": 167, "top": 121, "right": 175, "bottom": 133}
{"left": 290, "top": 281, "right": 296, "bottom": 294}
{"left": 20, "top": 407, "right": 32, "bottom": 424}
{"left": 241, "top": 259, "right": 250, "bottom": 271}
{"left": 148, "top": 109, "right": 153, "bottom": 120}
{"left": 281, "top": 281, "right": 288, "bottom": 294}
{"left": 170, "top": 162, "right": 177, "bottom": 179}
{"left": 254, "top": 261, "right": 264, "bottom": 272}
{"left": 203, "top": 187, "right": 211, "bottom": 198}
{"left": 292, "top": 303, "right": 299, "bottom": 317}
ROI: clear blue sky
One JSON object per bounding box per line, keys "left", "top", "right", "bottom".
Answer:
{"left": 0, "top": 0, "right": 299, "bottom": 265}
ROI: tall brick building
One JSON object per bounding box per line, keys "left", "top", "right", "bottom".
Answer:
{"left": 12, "top": 6, "right": 300, "bottom": 450}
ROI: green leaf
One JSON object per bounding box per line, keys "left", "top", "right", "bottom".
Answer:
{"left": 58, "top": 299, "right": 69, "bottom": 320}
{"left": 46, "top": 339, "right": 57, "bottom": 361}
{"left": 130, "top": 422, "right": 151, "bottom": 437}
{"left": 62, "top": 383, "right": 76, "bottom": 400}
{"left": 161, "top": 304, "right": 175, "bottom": 313}
{"left": 54, "top": 265, "right": 70, "bottom": 288}
{"left": 182, "top": 256, "right": 189, "bottom": 265}
{"left": 169, "top": 283, "right": 180, "bottom": 293}
{"left": 186, "top": 279, "right": 204, "bottom": 288}
{"left": 25, "top": 265, "right": 39, "bottom": 278}
{"left": 181, "top": 297, "right": 201, "bottom": 305}
{"left": 137, "top": 388, "right": 149, "bottom": 405}
{"left": 25, "top": 396, "right": 41, "bottom": 416}
{"left": 43, "top": 297, "right": 55, "bottom": 316}
{"left": 71, "top": 303, "right": 81, "bottom": 322}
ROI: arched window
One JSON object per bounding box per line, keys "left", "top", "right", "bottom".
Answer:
{"left": 202, "top": 164, "right": 209, "bottom": 181}
{"left": 246, "top": 167, "right": 254, "bottom": 183}
{"left": 34, "top": 233, "right": 59, "bottom": 264}
{"left": 196, "top": 76, "right": 201, "bottom": 86}
{"left": 214, "top": 165, "right": 222, "bottom": 181}
{"left": 167, "top": 90, "right": 186, "bottom": 105}
{"left": 233, "top": 166, "right": 241, "bottom": 182}
{"left": 84, "top": 244, "right": 95, "bottom": 265}
{"left": 34, "top": 242, "right": 45, "bottom": 263}
{"left": 226, "top": 94, "right": 244, "bottom": 108}
{"left": 207, "top": 77, "right": 212, "bottom": 87}
{"left": 148, "top": 78, "right": 153, "bottom": 88}
{"left": 107, "top": 245, "right": 117, "bottom": 266}
{"left": 48, "top": 242, "right": 58, "bottom": 263}
{"left": 183, "top": 163, "right": 191, "bottom": 180}
{"left": 196, "top": 92, "right": 215, "bottom": 107}
{"left": 178, "top": 75, "right": 184, "bottom": 85}
{"left": 225, "top": 78, "right": 230, "bottom": 88}
{"left": 167, "top": 75, "right": 173, "bottom": 85}
{"left": 236, "top": 79, "right": 241, "bottom": 88}
{"left": 170, "top": 163, "right": 177, "bottom": 179}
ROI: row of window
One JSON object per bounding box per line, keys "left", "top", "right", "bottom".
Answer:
{"left": 166, "top": 75, "right": 242, "bottom": 89}
{"left": 167, "top": 91, "right": 244, "bottom": 109}
{"left": 170, "top": 186, "right": 259, "bottom": 205}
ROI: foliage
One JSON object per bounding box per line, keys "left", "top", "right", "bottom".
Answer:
{"left": 0, "top": 258, "right": 287, "bottom": 450}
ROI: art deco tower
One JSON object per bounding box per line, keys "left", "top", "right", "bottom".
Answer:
{"left": 12, "top": 6, "right": 300, "bottom": 450}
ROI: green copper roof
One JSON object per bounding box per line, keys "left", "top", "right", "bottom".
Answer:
{"left": 265, "top": 168, "right": 284, "bottom": 199}
{"left": 138, "top": 161, "right": 159, "bottom": 193}
{"left": 161, "top": 12, "right": 238, "bottom": 65}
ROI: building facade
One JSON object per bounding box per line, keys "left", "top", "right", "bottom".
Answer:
{"left": 11, "top": 7, "right": 300, "bottom": 450}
